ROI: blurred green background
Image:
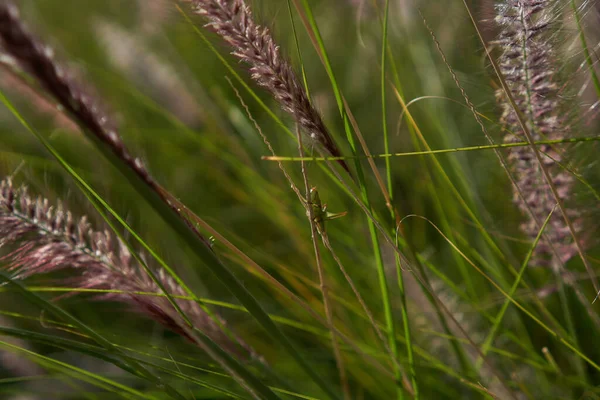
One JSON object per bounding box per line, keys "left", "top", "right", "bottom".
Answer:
{"left": 0, "top": 0, "right": 599, "bottom": 399}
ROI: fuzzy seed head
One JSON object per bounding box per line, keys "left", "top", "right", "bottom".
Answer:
{"left": 495, "top": 0, "right": 583, "bottom": 266}
{"left": 0, "top": 178, "right": 258, "bottom": 360}
{"left": 190, "top": 0, "right": 349, "bottom": 172}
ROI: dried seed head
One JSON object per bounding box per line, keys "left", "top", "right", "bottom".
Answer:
{"left": 0, "top": 1, "right": 213, "bottom": 249}
{"left": 0, "top": 2, "right": 156, "bottom": 188}
{"left": 0, "top": 178, "right": 258, "bottom": 360}
{"left": 495, "top": 0, "right": 582, "bottom": 266}
{"left": 190, "top": 0, "right": 349, "bottom": 172}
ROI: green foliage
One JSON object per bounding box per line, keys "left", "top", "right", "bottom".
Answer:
{"left": 0, "top": 1, "right": 599, "bottom": 399}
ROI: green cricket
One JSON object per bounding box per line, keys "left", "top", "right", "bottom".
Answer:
{"left": 305, "top": 186, "right": 347, "bottom": 233}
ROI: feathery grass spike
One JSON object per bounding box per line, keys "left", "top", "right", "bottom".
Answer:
{"left": 495, "top": 0, "right": 583, "bottom": 267}
{"left": 190, "top": 0, "right": 350, "bottom": 173}
{"left": 0, "top": 0, "right": 212, "bottom": 249}
{"left": 0, "top": 178, "right": 257, "bottom": 360}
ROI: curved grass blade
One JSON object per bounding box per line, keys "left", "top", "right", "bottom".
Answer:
{"left": 3, "top": 285, "right": 569, "bottom": 396}
{"left": 408, "top": 215, "right": 600, "bottom": 373}
{"left": 476, "top": 206, "right": 556, "bottom": 368}
{"left": 0, "top": 327, "right": 257, "bottom": 400}
{"left": 570, "top": 0, "right": 600, "bottom": 99}
{"left": 0, "top": 278, "right": 173, "bottom": 399}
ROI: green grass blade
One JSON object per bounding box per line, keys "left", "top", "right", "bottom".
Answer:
{"left": 0, "top": 340, "right": 152, "bottom": 399}
{"left": 418, "top": 216, "right": 600, "bottom": 373}
{"left": 0, "top": 273, "right": 184, "bottom": 400}
{"left": 381, "top": 0, "right": 393, "bottom": 204}
{"left": 570, "top": 0, "right": 600, "bottom": 99}
{"left": 291, "top": 2, "right": 402, "bottom": 394}
{"left": 476, "top": 206, "right": 555, "bottom": 368}
{"left": 394, "top": 232, "right": 418, "bottom": 399}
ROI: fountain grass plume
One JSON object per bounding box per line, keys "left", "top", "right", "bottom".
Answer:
{"left": 495, "top": 0, "right": 584, "bottom": 266}
{"left": 0, "top": 0, "right": 213, "bottom": 249}
{"left": 0, "top": 178, "right": 257, "bottom": 360}
{"left": 189, "top": 0, "right": 350, "bottom": 173}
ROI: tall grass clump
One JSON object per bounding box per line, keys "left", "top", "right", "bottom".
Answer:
{"left": 0, "top": 0, "right": 599, "bottom": 399}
